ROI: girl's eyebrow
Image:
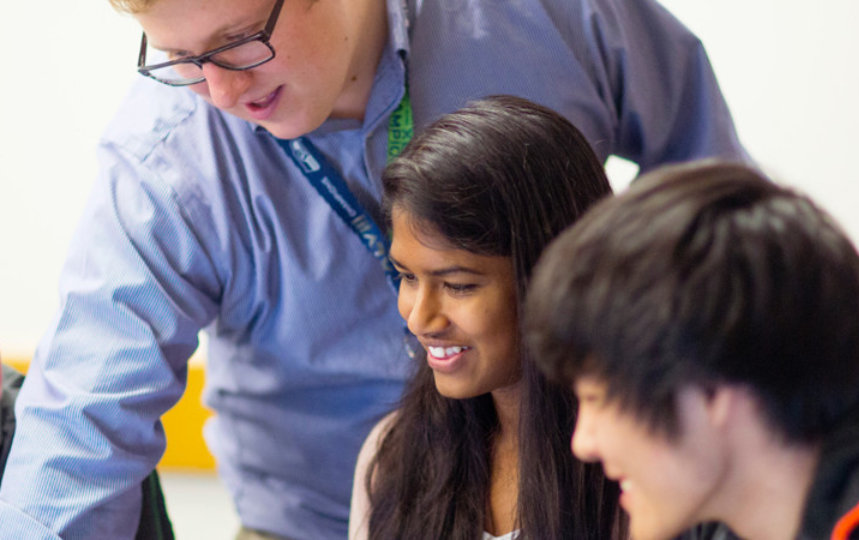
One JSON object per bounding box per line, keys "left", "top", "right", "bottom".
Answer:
{"left": 429, "top": 266, "right": 484, "bottom": 278}
{"left": 389, "top": 256, "right": 484, "bottom": 277}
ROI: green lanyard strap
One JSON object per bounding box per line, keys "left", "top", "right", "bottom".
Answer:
{"left": 386, "top": 87, "right": 413, "bottom": 163}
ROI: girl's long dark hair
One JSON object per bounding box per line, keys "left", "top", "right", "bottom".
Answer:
{"left": 368, "top": 95, "right": 624, "bottom": 539}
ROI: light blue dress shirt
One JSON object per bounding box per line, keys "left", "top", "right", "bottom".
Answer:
{"left": 0, "top": 0, "right": 745, "bottom": 538}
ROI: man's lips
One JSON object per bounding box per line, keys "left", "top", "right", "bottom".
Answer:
{"left": 244, "top": 86, "right": 283, "bottom": 120}
{"left": 247, "top": 88, "right": 279, "bottom": 109}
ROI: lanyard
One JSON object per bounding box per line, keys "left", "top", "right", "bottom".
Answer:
{"left": 276, "top": 90, "right": 413, "bottom": 292}
{"left": 386, "top": 87, "right": 413, "bottom": 163}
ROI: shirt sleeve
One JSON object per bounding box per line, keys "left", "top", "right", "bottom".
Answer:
{"left": 582, "top": 0, "right": 749, "bottom": 170}
{"left": 0, "top": 141, "right": 221, "bottom": 538}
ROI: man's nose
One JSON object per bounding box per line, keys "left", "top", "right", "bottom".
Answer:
{"left": 200, "top": 63, "right": 252, "bottom": 109}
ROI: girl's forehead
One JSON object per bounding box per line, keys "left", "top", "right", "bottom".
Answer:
{"left": 390, "top": 207, "right": 450, "bottom": 250}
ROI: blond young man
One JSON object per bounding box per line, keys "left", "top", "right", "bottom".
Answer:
{"left": 0, "top": 0, "right": 745, "bottom": 538}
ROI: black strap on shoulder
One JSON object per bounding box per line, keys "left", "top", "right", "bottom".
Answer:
{"left": 136, "top": 469, "right": 175, "bottom": 540}
{"left": 0, "top": 364, "right": 24, "bottom": 475}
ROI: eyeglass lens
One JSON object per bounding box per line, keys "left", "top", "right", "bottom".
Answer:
{"left": 144, "top": 40, "right": 274, "bottom": 84}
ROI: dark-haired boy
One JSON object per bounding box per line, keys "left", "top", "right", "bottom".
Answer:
{"left": 525, "top": 161, "right": 859, "bottom": 540}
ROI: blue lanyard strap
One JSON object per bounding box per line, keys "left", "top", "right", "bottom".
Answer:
{"left": 278, "top": 91, "right": 419, "bottom": 356}
{"left": 277, "top": 136, "right": 401, "bottom": 290}
{"left": 276, "top": 92, "right": 413, "bottom": 293}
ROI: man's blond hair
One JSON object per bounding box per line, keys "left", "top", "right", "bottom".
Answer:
{"left": 108, "top": 0, "right": 156, "bottom": 14}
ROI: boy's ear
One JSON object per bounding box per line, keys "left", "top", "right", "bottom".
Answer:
{"left": 704, "top": 385, "right": 736, "bottom": 430}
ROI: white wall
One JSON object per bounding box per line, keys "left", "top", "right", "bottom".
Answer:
{"left": 1, "top": 1, "right": 858, "bottom": 356}
{"left": 1, "top": 4, "right": 139, "bottom": 355}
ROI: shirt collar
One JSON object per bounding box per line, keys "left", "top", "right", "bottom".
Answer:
{"left": 257, "top": 0, "right": 411, "bottom": 138}
{"left": 388, "top": 0, "right": 412, "bottom": 57}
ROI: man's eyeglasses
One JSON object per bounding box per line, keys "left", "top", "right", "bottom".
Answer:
{"left": 137, "top": 0, "right": 285, "bottom": 86}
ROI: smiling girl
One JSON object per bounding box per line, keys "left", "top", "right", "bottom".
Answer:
{"left": 348, "top": 95, "right": 624, "bottom": 540}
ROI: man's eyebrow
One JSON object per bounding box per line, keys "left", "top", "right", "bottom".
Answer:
{"left": 149, "top": 16, "right": 265, "bottom": 53}
{"left": 212, "top": 16, "right": 266, "bottom": 38}
{"left": 389, "top": 255, "right": 484, "bottom": 278}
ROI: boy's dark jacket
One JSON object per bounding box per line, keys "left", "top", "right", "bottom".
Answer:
{"left": 691, "top": 406, "right": 859, "bottom": 540}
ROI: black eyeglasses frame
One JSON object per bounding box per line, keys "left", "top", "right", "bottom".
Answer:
{"left": 137, "top": 0, "right": 285, "bottom": 87}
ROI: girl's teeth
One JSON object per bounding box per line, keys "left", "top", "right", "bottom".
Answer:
{"left": 428, "top": 346, "right": 468, "bottom": 358}
{"left": 620, "top": 480, "right": 631, "bottom": 492}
